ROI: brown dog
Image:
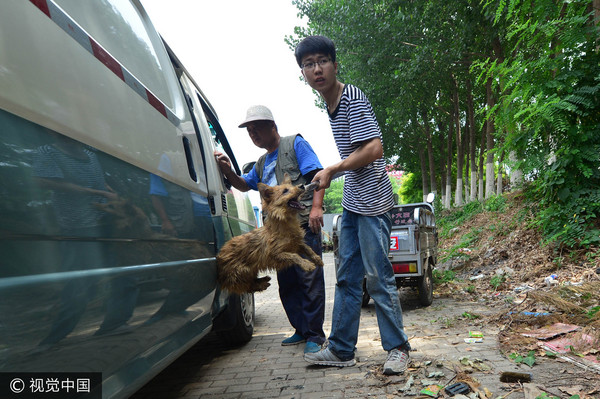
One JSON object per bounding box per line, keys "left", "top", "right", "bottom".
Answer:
{"left": 216, "top": 174, "right": 324, "bottom": 294}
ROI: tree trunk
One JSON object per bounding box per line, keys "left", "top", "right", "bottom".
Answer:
{"left": 422, "top": 109, "right": 437, "bottom": 196}
{"left": 419, "top": 147, "right": 429, "bottom": 201}
{"left": 478, "top": 119, "right": 485, "bottom": 202}
{"left": 445, "top": 116, "right": 453, "bottom": 209}
{"left": 438, "top": 122, "right": 447, "bottom": 207}
{"left": 496, "top": 150, "right": 505, "bottom": 195}
{"left": 595, "top": 0, "right": 600, "bottom": 52}
{"left": 485, "top": 78, "right": 495, "bottom": 199}
{"left": 467, "top": 78, "right": 477, "bottom": 202}
{"left": 452, "top": 75, "right": 463, "bottom": 207}
{"left": 509, "top": 151, "right": 523, "bottom": 189}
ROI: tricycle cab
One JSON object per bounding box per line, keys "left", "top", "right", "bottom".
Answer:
{"left": 389, "top": 201, "right": 438, "bottom": 305}
{"left": 332, "top": 195, "right": 438, "bottom": 307}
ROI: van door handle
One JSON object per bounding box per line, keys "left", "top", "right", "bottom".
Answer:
{"left": 182, "top": 136, "right": 197, "bottom": 182}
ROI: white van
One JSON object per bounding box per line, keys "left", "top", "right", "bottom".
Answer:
{"left": 0, "top": 1, "right": 256, "bottom": 397}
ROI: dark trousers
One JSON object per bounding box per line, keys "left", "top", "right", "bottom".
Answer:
{"left": 277, "top": 225, "right": 326, "bottom": 344}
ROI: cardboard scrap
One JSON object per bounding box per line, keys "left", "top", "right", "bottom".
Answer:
{"left": 420, "top": 384, "right": 443, "bottom": 397}
{"left": 521, "top": 322, "right": 580, "bottom": 340}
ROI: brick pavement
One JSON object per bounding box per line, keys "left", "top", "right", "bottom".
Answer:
{"left": 132, "top": 252, "right": 532, "bottom": 398}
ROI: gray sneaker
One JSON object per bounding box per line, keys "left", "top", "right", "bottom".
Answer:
{"left": 383, "top": 348, "right": 409, "bottom": 375}
{"left": 304, "top": 346, "right": 356, "bottom": 367}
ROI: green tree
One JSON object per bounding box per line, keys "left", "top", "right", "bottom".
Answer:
{"left": 398, "top": 173, "right": 422, "bottom": 204}
{"left": 290, "top": 0, "right": 600, "bottom": 248}
{"left": 323, "top": 178, "right": 343, "bottom": 213}
{"left": 478, "top": 0, "right": 600, "bottom": 247}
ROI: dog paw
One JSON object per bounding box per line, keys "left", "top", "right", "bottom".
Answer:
{"left": 298, "top": 260, "right": 316, "bottom": 272}
{"left": 250, "top": 276, "right": 272, "bottom": 292}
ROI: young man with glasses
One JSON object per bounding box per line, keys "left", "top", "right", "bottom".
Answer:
{"left": 294, "top": 35, "right": 412, "bottom": 375}
{"left": 214, "top": 105, "right": 326, "bottom": 354}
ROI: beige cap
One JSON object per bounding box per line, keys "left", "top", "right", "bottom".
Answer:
{"left": 238, "top": 105, "right": 275, "bottom": 128}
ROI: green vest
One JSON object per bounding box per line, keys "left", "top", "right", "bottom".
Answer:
{"left": 255, "top": 134, "right": 313, "bottom": 225}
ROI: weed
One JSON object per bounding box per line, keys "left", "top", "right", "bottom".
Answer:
{"left": 433, "top": 269, "right": 455, "bottom": 285}
{"left": 465, "top": 285, "right": 476, "bottom": 293}
{"left": 509, "top": 350, "right": 536, "bottom": 367}
{"left": 553, "top": 256, "right": 564, "bottom": 269}
{"left": 490, "top": 274, "right": 506, "bottom": 289}
{"left": 441, "top": 228, "right": 482, "bottom": 262}
{"left": 484, "top": 195, "right": 507, "bottom": 212}
{"left": 438, "top": 201, "right": 483, "bottom": 238}
{"left": 430, "top": 316, "right": 455, "bottom": 328}
{"left": 587, "top": 306, "right": 600, "bottom": 319}
{"left": 462, "top": 312, "right": 480, "bottom": 320}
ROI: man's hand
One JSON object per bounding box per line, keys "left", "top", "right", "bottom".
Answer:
{"left": 214, "top": 151, "right": 232, "bottom": 174}
{"left": 312, "top": 168, "right": 335, "bottom": 191}
{"left": 213, "top": 150, "right": 250, "bottom": 192}
{"left": 308, "top": 206, "right": 324, "bottom": 234}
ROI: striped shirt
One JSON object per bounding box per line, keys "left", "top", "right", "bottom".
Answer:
{"left": 329, "top": 84, "right": 394, "bottom": 216}
{"left": 33, "top": 144, "right": 108, "bottom": 232}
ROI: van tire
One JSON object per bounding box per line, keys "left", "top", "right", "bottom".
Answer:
{"left": 417, "top": 259, "right": 434, "bottom": 306}
{"left": 218, "top": 293, "right": 255, "bottom": 345}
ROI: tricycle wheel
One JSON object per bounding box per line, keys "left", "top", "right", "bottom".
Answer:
{"left": 417, "top": 260, "right": 434, "bottom": 306}
{"left": 361, "top": 278, "right": 370, "bottom": 307}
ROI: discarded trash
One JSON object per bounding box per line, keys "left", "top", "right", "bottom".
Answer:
{"left": 521, "top": 322, "right": 580, "bottom": 340}
{"left": 469, "top": 274, "right": 484, "bottom": 281}
{"left": 445, "top": 382, "right": 470, "bottom": 395}
{"left": 540, "top": 333, "right": 600, "bottom": 373}
{"left": 508, "top": 311, "right": 551, "bottom": 317}
{"left": 420, "top": 385, "right": 443, "bottom": 397}
{"left": 499, "top": 371, "right": 532, "bottom": 383}
{"left": 398, "top": 375, "right": 414, "bottom": 392}
{"left": 544, "top": 274, "right": 558, "bottom": 287}
{"left": 469, "top": 331, "right": 484, "bottom": 338}
{"left": 513, "top": 285, "right": 534, "bottom": 293}
{"left": 464, "top": 337, "right": 483, "bottom": 343}
{"left": 427, "top": 371, "right": 445, "bottom": 378}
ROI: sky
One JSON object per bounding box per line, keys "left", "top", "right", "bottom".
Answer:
{"left": 140, "top": 0, "right": 341, "bottom": 177}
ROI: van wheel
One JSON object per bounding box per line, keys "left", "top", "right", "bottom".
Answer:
{"left": 417, "top": 260, "right": 434, "bottom": 306}
{"left": 361, "top": 279, "right": 370, "bottom": 307}
{"left": 219, "top": 292, "right": 255, "bottom": 345}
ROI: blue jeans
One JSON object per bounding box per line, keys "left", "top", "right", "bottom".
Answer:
{"left": 329, "top": 210, "right": 410, "bottom": 360}
{"left": 277, "top": 225, "right": 326, "bottom": 344}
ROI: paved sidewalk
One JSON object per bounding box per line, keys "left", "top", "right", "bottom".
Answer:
{"left": 133, "top": 252, "right": 532, "bottom": 398}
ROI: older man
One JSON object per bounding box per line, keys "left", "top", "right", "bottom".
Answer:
{"left": 214, "top": 105, "right": 326, "bottom": 354}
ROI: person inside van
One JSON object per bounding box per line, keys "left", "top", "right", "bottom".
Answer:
{"left": 214, "top": 105, "right": 326, "bottom": 354}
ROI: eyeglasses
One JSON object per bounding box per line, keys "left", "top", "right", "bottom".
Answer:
{"left": 301, "top": 58, "right": 332, "bottom": 71}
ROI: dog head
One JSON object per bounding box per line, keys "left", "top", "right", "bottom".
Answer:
{"left": 95, "top": 197, "right": 153, "bottom": 237}
{"left": 257, "top": 173, "right": 305, "bottom": 221}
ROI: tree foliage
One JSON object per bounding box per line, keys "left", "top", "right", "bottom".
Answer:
{"left": 289, "top": 0, "right": 600, "bottom": 249}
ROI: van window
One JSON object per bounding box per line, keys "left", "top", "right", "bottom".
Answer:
{"left": 55, "top": 0, "right": 176, "bottom": 110}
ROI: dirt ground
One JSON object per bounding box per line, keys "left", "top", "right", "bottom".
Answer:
{"left": 435, "top": 191, "right": 600, "bottom": 398}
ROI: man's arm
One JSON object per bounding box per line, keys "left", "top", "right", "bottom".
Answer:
{"left": 214, "top": 150, "right": 251, "bottom": 192}
{"left": 311, "top": 137, "right": 382, "bottom": 190}
{"left": 308, "top": 187, "right": 325, "bottom": 234}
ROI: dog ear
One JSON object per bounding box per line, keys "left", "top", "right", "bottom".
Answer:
{"left": 282, "top": 173, "right": 292, "bottom": 185}
{"left": 258, "top": 183, "right": 272, "bottom": 201}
